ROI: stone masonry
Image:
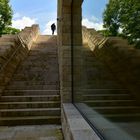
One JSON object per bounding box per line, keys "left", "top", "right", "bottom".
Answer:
{"left": 57, "top": 0, "right": 83, "bottom": 103}
{"left": 0, "top": 25, "right": 39, "bottom": 96}
{"left": 0, "top": 35, "right": 61, "bottom": 126}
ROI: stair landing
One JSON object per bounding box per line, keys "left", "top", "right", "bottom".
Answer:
{"left": 0, "top": 125, "right": 63, "bottom": 140}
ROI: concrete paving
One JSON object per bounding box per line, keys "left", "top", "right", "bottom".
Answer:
{"left": 0, "top": 125, "right": 63, "bottom": 140}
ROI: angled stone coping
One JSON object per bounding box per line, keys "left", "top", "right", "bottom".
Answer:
{"left": 62, "top": 103, "right": 101, "bottom": 140}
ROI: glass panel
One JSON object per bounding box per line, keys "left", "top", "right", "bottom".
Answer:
{"left": 73, "top": 1, "right": 140, "bottom": 140}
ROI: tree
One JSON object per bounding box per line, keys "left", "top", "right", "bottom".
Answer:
{"left": 2, "top": 27, "right": 20, "bottom": 34}
{"left": 103, "top": 0, "right": 120, "bottom": 36}
{"left": 0, "top": 0, "right": 12, "bottom": 36}
{"left": 119, "top": 0, "right": 140, "bottom": 47}
{"left": 103, "top": 0, "right": 140, "bottom": 48}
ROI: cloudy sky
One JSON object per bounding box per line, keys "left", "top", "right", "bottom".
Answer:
{"left": 10, "top": 0, "right": 108, "bottom": 34}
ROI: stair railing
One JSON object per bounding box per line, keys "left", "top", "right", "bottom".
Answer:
{"left": 0, "top": 34, "right": 28, "bottom": 73}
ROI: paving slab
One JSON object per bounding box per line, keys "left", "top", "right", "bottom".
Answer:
{"left": 0, "top": 125, "right": 63, "bottom": 140}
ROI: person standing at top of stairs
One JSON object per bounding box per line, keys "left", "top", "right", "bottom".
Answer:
{"left": 51, "top": 23, "right": 56, "bottom": 35}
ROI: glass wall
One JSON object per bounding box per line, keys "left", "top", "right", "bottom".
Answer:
{"left": 73, "top": 1, "right": 140, "bottom": 140}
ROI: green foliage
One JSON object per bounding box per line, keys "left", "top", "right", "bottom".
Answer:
{"left": 103, "top": 0, "right": 120, "bottom": 36}
{"left": 97, "top": 29, "right": 112, "bottom": 37}
{"left": 0, "top": 0, "right": 12, "bottom": 36}
{"left": 103, "top": 0, "right": 140, "bottom": 48}
{"left": 2, "top": 27, "right": 20, "bottom": 34}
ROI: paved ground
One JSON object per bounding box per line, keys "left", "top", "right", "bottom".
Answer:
{"left": 0, "top": 125, "right": 63, "bottom": 140}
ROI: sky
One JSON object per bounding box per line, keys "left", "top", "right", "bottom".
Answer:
{"left": 10, "top": 0, "right": 108, "bottom": 34}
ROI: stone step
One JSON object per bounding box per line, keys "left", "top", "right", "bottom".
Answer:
{"left": 0, "top": 116, "right": 61, "bottom": 126}
{"left": 28, "top": 52, "right": 57, "bottom": 57}
{"left": 84, "top": 82, "right": 121, "bottom": 89}
{"left": 31, "top": 46, "right": 57, "bottom": 52}
{"left": 93, "top": 106, "right": 140, "bottom": 114}
{"left": 3, "top": 90, "right": 59, "bottom": 96}
{"left": 13, "top": 75, "right": 60, "bottom": 82}
{"left": 28, "top": 50, "right": 57, "bottom": 55}
{"left": 20, "top": 62, "right": 58, "bottom": 66}
{"left": 20, "top": 62, "right": 48, "bottom": 66}
{"left": 36, "top": 35, "right": 52, "bottom": 42}
{"left": 84, "top": 100, "right": 135, "bottom": 107}
{"left": 15, "top": 64, "right": 57, "bottom": 70}
{"left": 16, "top": 67, "right": 58, "bottom": 72}
{"left": 0, "top": 34, "right": 60, "bottom": 126}
{"left": 6, "top": 85, "right": 59, "bottom": 90}
{"left": 43, "top": 137, "right": 59, "bottom": 140}
{"left": 0, "top": 108, "right": 60, "bottom": 117}
{"left": 0, "top": 42, "right": 16, "bottom": 48}
{"left": 16, "top": 68, "right": 49, "bottom": 72}
{"left": 0, "top": 35, "right": 16, "bottom": 42}
{"left": 11, "top": 73, "right": 43, "bottom": 77}
{"left": 23, "top": 60, "right": 57, "bottom": 65}
{"left": 16, "top": 66, "right": 49, "bottom": 71}
{"left": 1, "top": 95, "right": 60, "bottom": 102}
{"left": 21, "top": 59, "right": 58, "bottom": 64}
{"left": 13, "top": 70, "right": 59, "bottom": 75}
{"left": 8, "top": 81, "right": 59, "bottom": 86}
{"left": 18, "top": 64, "right": 58, "bottom": 68}
{"left": 11, "top": 74, "right": 59, "bottom": 81}
{"left": 0, "top": 101, "right": 60, "bottom": 109}
{"left": 22, "top": 58, "right": 55, "bottom": 61}
{"left": 16, "top": 65, "right": 58, "bottom": 70}
{"left": 32, "top": 42, "right": 56, "bottom": 45}
{"left": 83, "top": 94, "right": 131, "bottom": 100}
{"left": 27, "top": 54, "right": 57, "bottom": 59}
{"left": 81, "top": 89, "right": 129, "bottom": 94}
{"left": 39, "top": 137, "right": 58, "bottom": 140}
{"left": 108, "top": 37, "right": 128, "bottom": 44}
{"left": 8, "top": 80, "right": 59, "bottom": 85}
{"left": 105, "top": 113, "right": 140, "bottom": 122}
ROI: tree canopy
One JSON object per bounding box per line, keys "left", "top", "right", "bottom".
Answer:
{"left": 2, "top": 27, "right": 20, "bottom": 34}
{"left": 103, "top": 0, "right": 140, "bottom": 48}
{"left": 0, "top": 0, "right": 12, "bottom": 35}
{"left": 0, "top": 0, "right": 19, "bottom": 36}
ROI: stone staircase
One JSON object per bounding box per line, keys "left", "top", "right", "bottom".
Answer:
{"left": 82, "top": 44, "right": 140, "bottom": 122}
{"left": 0, "top": 35, "right": 61, "bottom": 126}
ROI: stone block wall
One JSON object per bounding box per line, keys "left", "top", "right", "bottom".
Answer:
{"left": 82, "top": 27, "right": 140, "bottom": 103}
{"left": 0, "top": 24, "right": 39, "bottom": 96}
{"left": 57, "top": 0, "right": 83, "bottom": 103}
{"left": 57, "top": 0, "right": 72, "bottom": 103}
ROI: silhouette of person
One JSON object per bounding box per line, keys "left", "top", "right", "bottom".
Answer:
{"left": 51, "top": 23, "right": 56, "bottom": 35}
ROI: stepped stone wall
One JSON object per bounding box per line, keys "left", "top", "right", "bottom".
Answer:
{"left": 82, "top": 26, "right": 140, "bottom": 103}
{"left": 0, "top": 24, "right": 39, "bottom": 96}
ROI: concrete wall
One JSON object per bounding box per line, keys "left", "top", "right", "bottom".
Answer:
{"left": 82, "top": 26, "right": 140, "bottom": 103}
{"left": 0, "top": 25, "right": 39, "bottom": 96}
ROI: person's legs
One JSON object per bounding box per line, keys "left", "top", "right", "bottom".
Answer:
{"left": 52, "top": 29, "right": 54, "bottom": 35}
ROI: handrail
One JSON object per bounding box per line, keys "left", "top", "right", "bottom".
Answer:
{"left": 0, "top": 25, "right": 39, "bottom": 73}
{"left": 0, "top": 35, "right": 27, "bottom": 73}
{"left": 18, "top": 34, "right": 27, "bottom": 48}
